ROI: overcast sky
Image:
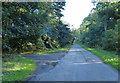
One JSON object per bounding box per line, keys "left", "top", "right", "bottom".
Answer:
{"left": 61, "top": 0, "right": 94, "bottom": 30}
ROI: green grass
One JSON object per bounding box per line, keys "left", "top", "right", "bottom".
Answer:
{"left": 78, "top": 43, "right": 119, "bottom": 71}
{"left": 2, "top": 54, "right": 36, "bottom": 81}
{"left": 21, "top": 45, "right": 71, "bottom": 55}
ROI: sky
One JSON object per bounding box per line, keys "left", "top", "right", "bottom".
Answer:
{"left": 61, "top": 0, "right": 95, "bottom": 30}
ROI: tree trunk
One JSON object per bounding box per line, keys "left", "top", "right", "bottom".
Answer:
{"left": 104, "top": 21, "right": 107, "bottom": 32}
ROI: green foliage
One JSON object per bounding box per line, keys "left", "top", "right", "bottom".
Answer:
{"left": 102, "top": 29, "right": 118, "bottom": 50}
{"left": 2, "top": 2, "right": 73, "bottom": 54}
{"left": 76, "top": 2, "right": 120, "bottom": 53}
{"left": 2, "top": 54, "right": 36, "bottom": 81}
{"left": 2, "top": 2, "right": 41, "bottom": 52}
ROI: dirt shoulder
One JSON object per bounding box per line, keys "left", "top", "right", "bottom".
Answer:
{"left": 22, "top": 51, "right": 68, "bottom": 81}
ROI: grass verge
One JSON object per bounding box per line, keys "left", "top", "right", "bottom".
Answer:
{"left": 78, "top": 43, "right": 119, "bottom": 71}
{"left": 20, "top": 45, "right": 71, "bottom": 55}
{"left": 2, "top": 54, "right": 36, "bottom": 81}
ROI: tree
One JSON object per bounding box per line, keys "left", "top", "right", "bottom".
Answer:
{"left": 2, "top": 2, "right": 73, "bottom": 53}
{"left": 76, "top": 1, "right": 120, "bottom": 52}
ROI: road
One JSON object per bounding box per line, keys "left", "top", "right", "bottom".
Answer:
{"left": 26, "top": 43, "right": 119, "bottom": 81}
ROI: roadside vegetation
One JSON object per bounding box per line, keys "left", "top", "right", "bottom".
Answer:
{"left": 2, "top": 2, "right": 73, "bottom": 81}
{"left": 2, "top": 2, "right": 74, "bottom": 54}
{"left": 79, "top": 43, "right": 119, "bottom": 71}
{"left": 73, "top": 2, "right": 120, "bottom": 54}
{"left": 21, "top": 45, "right": 71, "bottom": 55}
{"left": 2, "top": 54, "right": 36, "bottom": 81}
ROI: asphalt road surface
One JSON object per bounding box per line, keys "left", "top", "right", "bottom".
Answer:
{"left": 25, "top": 43, "right": 119, "bottom": 81}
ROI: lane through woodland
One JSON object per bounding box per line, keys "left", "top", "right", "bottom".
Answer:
{"left": 24, "top": 43, "right": 118, "bottom": 81}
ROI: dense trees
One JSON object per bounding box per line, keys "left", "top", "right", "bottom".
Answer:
{"left": 75, "top": 1, "right": 120, "bottom": 53}
{"left": 2, "top": 2, "right": 73, "bottom": 53}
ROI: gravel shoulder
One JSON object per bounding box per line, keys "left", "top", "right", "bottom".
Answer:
{"left": 22, "top": 51, "right": 68, "bottom": 81}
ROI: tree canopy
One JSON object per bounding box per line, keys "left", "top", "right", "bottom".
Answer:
{"left": 2, "top": 2, "right": 73, "bottom": 53}
{"left": 75, "top": 1, "right": 120, "bottom": 53}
